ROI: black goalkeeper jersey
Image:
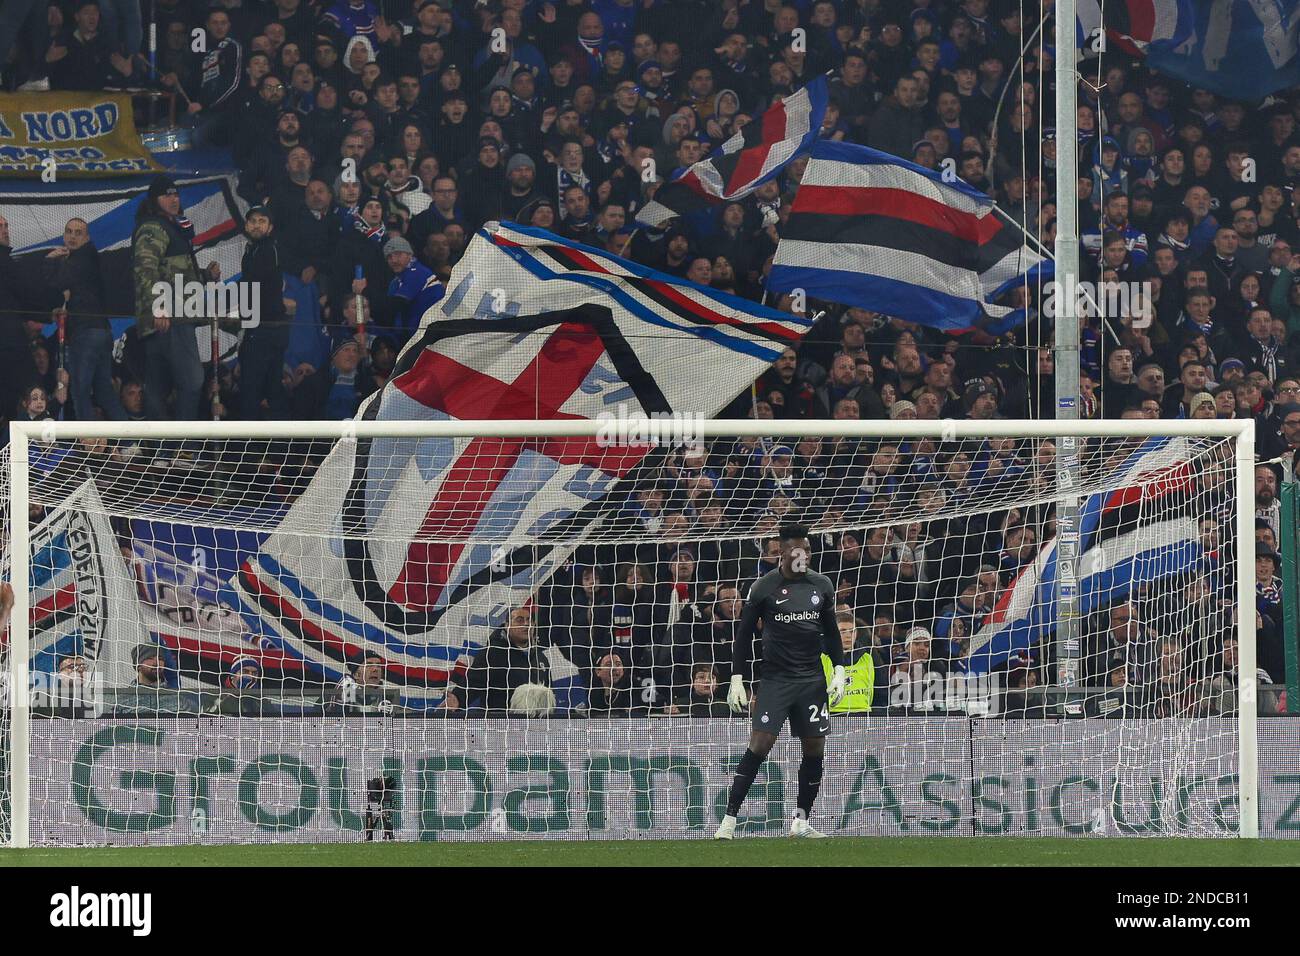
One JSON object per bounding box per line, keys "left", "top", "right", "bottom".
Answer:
{"left": 732, "top": 569, "right": 842, "bottom": 682}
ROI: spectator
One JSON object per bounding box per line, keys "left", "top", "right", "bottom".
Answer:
{"left": 446, "top": 605, "right": 566, "bottom": 715}
{"left": 131, "top": 176, "right": 220, "bottom": 421}
{"left": 501, "top": 152, "right": 543, "bottom": 220}
{"left": 888, "top": 625, "right": 945, "bottom": 712}
{"left": 824, "top": 611, "right": 875, "bottom": 713}
{"left": 0, "top": 214, "right": 43, "bottom": 429}
{"left": 1162, "top": 359, "right": 1209, "bottom": 418}
{"left": 869, "top": 76, "right": 926, "bottom": 159}
{"left": 236, "top": 206, "right": 289, "bottom": 420}
{"left": 1085, "top": 601, "right": 1155, "bottom": 710}
{"left": 164, "top": 8, "right": 244, "bottom": 148}
{"left": 334, "top": 651, "right": 390, "bottom": 711}
{"left": 130, "top": 644, "right": 169, "bottom": 689}
{"left": 383, "top": 234, "right": 442, "bottom": 343}
{"left": 41, "top": 217, "right": 125, "bottom": 422}
{"left": 46, "top": 0, "right": 133, "bottom": 90}
{"left": 674, "top": 663, "right": 730, "bottom": 716}
{"left": 329, "top": 195, "right": 391, "bottom": 326}
{"left": 1253, "top": 465, "right": 1284, "bottom": 541}
{"left": 291, "top": 337, "right": 374, "bottom": 419}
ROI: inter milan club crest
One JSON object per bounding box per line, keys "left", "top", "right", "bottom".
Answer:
{"left": 811, "top": 593, "right": 820, "bottom": 606}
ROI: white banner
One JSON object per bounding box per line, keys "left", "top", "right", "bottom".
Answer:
{"left": 27, "top": 480, "right": 149, "bottom": 688}
{"left": 23, "top": 717, "right": 1299, "bottom": 845}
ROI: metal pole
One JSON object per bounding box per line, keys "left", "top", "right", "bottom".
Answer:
{"left": 148, "top": 0, "right": 157, "bottom": 75}
{"left": 148, "top": 0, "right": 158, "bottom": 128}
{"left": 210, "top": 314, "right": 221, "bottom": 421}
{"left": 8, "top": 424, "right": 31, "bottom": 849}
{"left": 1236, "top": 424, "right": 1259, "bottom": 838}
{"left": 1281, "top": 456, "right": 1298, "bottom": 714}
{"left": 1053, "top": 0, "right": 1083, "bottom": 694}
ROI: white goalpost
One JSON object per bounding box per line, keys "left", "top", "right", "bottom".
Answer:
{"left": 2, "top": 417, "right": 1258, "bottom": 846}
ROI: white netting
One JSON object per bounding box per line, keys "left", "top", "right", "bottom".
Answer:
{"left": 2, "top": 424, "right": 1256, "bottom": 844}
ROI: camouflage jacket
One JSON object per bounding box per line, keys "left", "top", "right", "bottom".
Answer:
{"left": 132, "top": 216, "right": 203, "bottom": 334}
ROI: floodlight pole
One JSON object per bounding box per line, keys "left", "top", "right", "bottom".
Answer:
{"left": 1053, "top": 0, "right": 1083, "bottom": 701}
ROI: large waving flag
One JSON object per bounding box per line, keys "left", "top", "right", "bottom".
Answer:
{"left": 966, "top": 436, "right": 1202, "bottom": 674}
{"left": 229, "top": 222, "right": 812, "bottom": 707}
{"left": 1079, "top": 0, "right": 1300, "bottom": 100}
{"left": 767, "top": 140, "right": 1046, "bottom": 331}
{"left": 635, "top": 76, "right": 829, "bottom": 228}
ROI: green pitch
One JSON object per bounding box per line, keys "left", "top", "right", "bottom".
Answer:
{"left": 3, "top": 838, "right": 1300, "bottom": 867}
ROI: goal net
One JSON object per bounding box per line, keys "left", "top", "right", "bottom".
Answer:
{"left": 1, "top": 418, "right": 1257, "bottom": 845}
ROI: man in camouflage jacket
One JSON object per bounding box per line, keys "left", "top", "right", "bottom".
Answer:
{"left": 132, "top": 175, "right": 220, "bottom": 420}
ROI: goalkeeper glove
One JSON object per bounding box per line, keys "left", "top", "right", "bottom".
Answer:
{"left": 726, "top": 674, "right": 748, "bottom": 714}
{"left": 828, "top": 665, "right": 848, "bottom": 707}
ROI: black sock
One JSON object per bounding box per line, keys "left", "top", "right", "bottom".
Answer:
{"left": 797, "top": 754, "right": 824, "bottom": 821}
{"left": 726, "top": 748, "right": 765, "bottom": 817}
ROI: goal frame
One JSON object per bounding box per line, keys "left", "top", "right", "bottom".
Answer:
{"left": 3, "top": 416, "right": 1259, "bottom": 846}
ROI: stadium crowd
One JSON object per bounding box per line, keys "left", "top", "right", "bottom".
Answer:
{"left": 0, "top": 0, "right": 1294, "bottom": 716}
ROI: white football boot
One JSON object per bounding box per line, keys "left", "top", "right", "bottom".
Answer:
{"left": 714, "top": 814, "right": 738, "bottom": 840}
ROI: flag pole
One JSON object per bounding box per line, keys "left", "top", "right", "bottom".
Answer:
{"left": 210, "top": 313, "right": 221, "bottom": 421}
{"left": 992, "top": 202, "right": 1051, "bottom": 260}
{"left": 987, "top": 205, "right": 1120, "bottom": 346}
{"left": 985, "top": 17, "right": 1046, "bottom": 195}
{"left": 619, "top": 228, "right": 638, "bottom": 258}
{"left": 1053, "top": 0, "right": 1084, "bottom": 699}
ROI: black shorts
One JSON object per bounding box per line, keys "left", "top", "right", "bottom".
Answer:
{"left": 751, "top": 677, "right": 830, "bottom": 738}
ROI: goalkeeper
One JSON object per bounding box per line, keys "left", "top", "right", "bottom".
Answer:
{"left": 715, "top": 524, "right": 846, "bottom": 840}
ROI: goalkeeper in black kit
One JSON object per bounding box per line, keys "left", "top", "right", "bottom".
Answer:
{"left": 715, "top": 524, "right": 847, "bottom": 840}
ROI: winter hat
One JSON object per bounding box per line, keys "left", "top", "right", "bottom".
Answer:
{"left": 383, "top": 235, "right": 413, "bottom": 256}
{"left": 147, "top": 175, "right": 178, "bottom": 200}
{"left": 506, "top": 152, "right": 536, "bottom": 173}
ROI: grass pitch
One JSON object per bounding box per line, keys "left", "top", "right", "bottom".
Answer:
{"left": 3, "top": 837, "right": 1299, "bottom": 867}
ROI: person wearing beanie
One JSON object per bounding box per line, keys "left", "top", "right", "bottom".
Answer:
{"left": 1219, "top": 357, "right": 1246, "bottom": 385}
{"left": 238, "top": 204, "right": 290, "bottom": 419}
{"left": 208, "top": 654, "right": 268, "bottom": 715}
{"left": 502, "top": 151, "right": 543, "bottom": 221}
{"left": 227, "top": 656, "right": 263, "bottom": 691}
{"left": 507, "top": 152, "right": 535, "bottom": 173}
{"left": 963, "top": 380, "right": 1000, "bottom": 420}
{"left": 457, "top": 135, "right": 507, "bottom": 231}
{"left": 130, "top": 643, "right": 168, "bottom": 688}
{"left": 1189, "top": 391, "right": 1217, "bottom": 418}
{"left": 636, "top": 58, "right": 668, "bottom": 109}
{"left": 292, "top": 332, "right": 376, "bottom": 420}
{"left": 132, "top": 175, "right": 220, "bottom": 420}
{"left": 385, "top": 233, "right": 443, "bottom": 344}
{"left": 328, "top": 194, "right": 392, "bottom": 328}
